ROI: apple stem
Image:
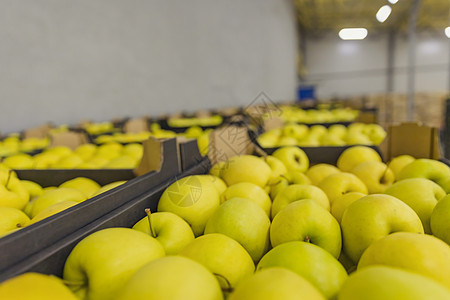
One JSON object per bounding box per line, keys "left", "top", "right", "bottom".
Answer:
{"left": 145, "top": 208, "right": 157, "bottom": 238}
{"left": 213, "top": 273, "right": 233, "bottom": 294}
{"left": 304, "top": 235, "right": 311, "bottom": 243}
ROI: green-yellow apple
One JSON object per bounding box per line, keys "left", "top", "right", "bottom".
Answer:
{"left": 29, "top": 200, "right": 79, "bottom": 225}
{"left": 103, "top": 155, "right": 137, "bottom": 169}
{"left": 306, "top": 163, "right": 340, "bottom": 186}
{"left": 363, "top": 123, "right": 387, "bottom": 145}
{"left": 331, "top": 192, "right": 366, "bottom": 223}
{"left": 115, "top": 256, "right": 222, "bottom": 300}
{"left": 328, "top": 124, "right": 347, "bottom": 139}
{"left": 320, "top": 133, "right": 346, "bottom": 146}
{"left": 309, "top": 125, "right": 327, "bottom": 137}
{"left": 0, "top": 272, "right": 78, "bottom": 300}
{"left": 262, "top": 155, "right": 288, "bottom": 185}
{"left": 341, "top": 194, "right": 424, "bottom": 264}
{"left": 384, "top": 178, "right": 446, "bottom": 234}
{"left": 281, "top": 123, "right": 309, "bottom": 140}
{"left": 220, "top": 155, "right": 271, "bottom": 187}
{"left": 397, "top": 158, "right": 450, "bottom": 190}
{"left": 63, "top": 227, "right": 165, "bottom": 300}
{"left": 272, "top": 146, "right": 309, "bottom": 173}
{"left": 271, "top": 184, "right": 329, "bottom": 219}
{"left": 387, "top": 155, "right": 415, "bottom": 180}
{"left": 59, "top": 177, "right": 101, "bottom": 198}
{"left": 198, "top": 175, "right": 227, "bottom": 195}
{"left": 430, "top": 194, "right": 450, "bottom": 244}
{"left": 358, "top": 232, "right": 450, "bottom": 289}
{"left": 30, "top": 188, "right": 87, "bottom": 218}
{"left": 336, "top": 146, "right": 382, "bottom": 172}
{"left": 270, "top": 200, "right": 341, "bottom": 258}
{"left": 74, "top": 143, "right": 97, "bottom": 161}
{"left": 0, "top": 172, "right": 30, "bottom": 210}
{"left": 50, "top": 154, "right": 84, "bottom": 169}
{"left": 179, "top": 233, "right": 255, "bottom": 290}
{"left": 132, "top": 210, "right": 195, "bottom": 255}
{"left": 228, "top": 267, "right": 325, "bottom": 300}
{"left": 122, "top": 143, "right": 143, "bottom": 160}
{"left": 157, "top": 175, "right": 220, "bottom": 236}
{"left": 221, "top": 182, "right": 271, "bottom": 217}
{"left": 204, "top": 197, "right": 270, "bottom": 263}
{"left": 256, "top": 241, "right": 347, "bottom": 299}
{"left": 269, "top": 171, "right": 311, "bottom": 199}
{"left": 20, "top": 180, "right": 44, "bottom": 199}
{"left": 90, "top": 180, "right": 127, "bottom": 197}
{"left": 344, "top": 132, "right": 373, "bottom": 145}
{"left": 0, "top": 206, "right": 30, "bottom": 235}
{"left": 277, "top": 137, "right": 298, "bottom": 146}
{"left": 338, "top": 265, "right": 450, "bottom": 300}
{"left": 257, "top": 130, "right": 281, "bottom": 148}
{"left": 209, "top": 161, "right": 226, "bottom": 178}
{"left": 350, "top": 161, "right": 394, "bottom": 193}
{"left": 2, "top": 154, "right": 34, "bottom": 169}
{"left": 32, "top": 152, "right": 62, "bottom": 169}
{"left": 318, "top": 172, "right": 367, "bottom": 204}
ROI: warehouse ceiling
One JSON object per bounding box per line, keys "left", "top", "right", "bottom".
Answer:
{"left": 293, "top": 0, "right": 450, "bottom": 35}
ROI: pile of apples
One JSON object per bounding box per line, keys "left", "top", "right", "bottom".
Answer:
{"left": 258, "top": 122, "right": 387, "bottom": 148}
{"left": 1, "top": 142, "right": 143, "bottom": 170}
{"left": 0, "top": 135, "right": 50, "bottom": 157}
{"left": 270, "top": 106, "right": 359, "bottom": 124}
{"left": 0, "top": 170, "right": 126, "bottom": 237}
{"left": 167, "top": 115, "right": 223, "bottom": 128}
{"left": 1, "top": 145, "right": 449, "bottom": 299}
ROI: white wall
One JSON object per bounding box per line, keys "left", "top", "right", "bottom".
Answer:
{"left": 304, "top": 31, "right": 450, "bottom": 99}
{"left": 0, "top": 0, "right": 298, "bottom": 134}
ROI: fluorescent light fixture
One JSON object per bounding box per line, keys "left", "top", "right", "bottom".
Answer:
{"left": 339, "top": 28, "right": 368, "bottom": 40}
{"left": 446, "top": 27, "right": 450, "bottom": 38}
{"left": 388, "top": 0, "right": 399, "bottom": 4}
{"left": 376, "top": 5, "right": 392, "bottom": 23}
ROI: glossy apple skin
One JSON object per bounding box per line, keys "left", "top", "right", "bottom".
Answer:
{"left": 228, "top": 267, "right": 325, "bottom": 300}
{"left": 179, "top": 233, "right": 255, "bottom": 290}
{"left": 430, "top": 194, "right": 450, "bottom": 245}
{"left": 205, "top": 197, "right": 271, "bottom": 263}
{"left": 270, "top": 200, "right": 341, "bottom": 258}
{"left": 115, "top": 256, "right": 223, "bottom": 300}
{"left": 63, "top": 228, "right": 165, "bottom": 300}
{"left": 358, "top": 232, "right": 450, "bottom": 289}
{"left": 384, "top": 178, "right": 446, "bottom": 234}
{"left": 338, "top": 266, "right": 450, "bottom": 300}
{"left": 341, "top": 194, "right": 424, "bottom": 264}
{"left": 256, "top": 241, "right": 347, "bottom": 299}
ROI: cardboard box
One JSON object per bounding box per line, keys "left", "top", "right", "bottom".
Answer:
{"left": 0, "top": 138, "right": 181, "bottom": 277}
{"left": 0, "top": 141, "right": 209, "bottom": 282}
{"left": 379, "top": 122, "right": 443, "bottom": 162}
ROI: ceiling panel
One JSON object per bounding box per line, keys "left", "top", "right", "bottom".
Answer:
{"left": 293, "top": 0, "right": 450, "bottom": 35}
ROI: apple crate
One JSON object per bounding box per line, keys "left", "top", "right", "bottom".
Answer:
{"left": 247, "top": 130, "right": 384, "bottom": 165}
{"left": 0, "top": 138, "right": 182, "bottom": 279}
{"left": 0, "top": 139, "right": 209, "bottom": 282}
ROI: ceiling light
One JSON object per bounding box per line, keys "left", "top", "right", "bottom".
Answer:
{"left": 445, "top": 27, "right": 450, "bottom": 38}
{"left": 376, "top": 5, "right": 392, "bottom": 23}
{"left": 388, "top": 0, "right": 399, "bottom": 4}
{"left": 339, "top": 28, "right": 368, "bottom": 40}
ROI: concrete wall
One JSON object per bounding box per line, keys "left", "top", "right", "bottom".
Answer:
{"left": 304, "top": 31, "right": 450, "bottom": 99}
{"left": 0, "top": 0, "right": 299, "bottom": 134}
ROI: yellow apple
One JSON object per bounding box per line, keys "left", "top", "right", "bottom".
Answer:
{"left": 337, "top": 146, "right": 382, "bottom": 172}
{"left": 0, "top": 272, "right": 78, "bottom": 300}
{"left": 331, "top": 192, "right": 366, "bottom": 223}
{"left": 29, "top": 200, "right": 79, "bottom": 225}
{"left": 388, "top": 155, "right": 415, "bottom": 180}
{"left": 341, "top": 194, "right": 424, "bottom": 264}
{"left": 306, "top": 163, "right": 340, "bottom": 186}
{"left": 30, "top": 188, "right": 87, "bottom": 218}
{"left": 228, "top": 267, "right": 325, "bottom": 300}
{"left": 220, "top": 155, "right": 272, "bottom": 187}
{"left": 318, "top": 172, "right": 367, "bottom": 204}
{"left": 350, "top": 161, "right": 394, "bottom": 193}
{"left": 0, "top": 207, "right": 30, "bottom": 235}
{"left": 358, "top": 232, "right": 450, "bottom": 289}
{"left": 430, "top": 194, "right": 450, "bottom": 244}
{"left": 59, "top": 177, "right": 101, "bottom": 198}
{"left": 221, "top": 182, "right": 271, "bottom": 217}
